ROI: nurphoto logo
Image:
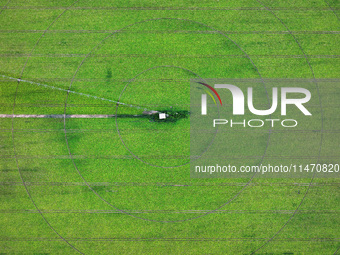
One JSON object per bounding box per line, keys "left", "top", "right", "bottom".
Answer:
{"left": 197, "top": 81, "right": 312, "bottom": 128}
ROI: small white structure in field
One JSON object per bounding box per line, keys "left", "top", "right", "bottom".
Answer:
{"left": 159, "top": 113, "right": 166, "bottom": 119}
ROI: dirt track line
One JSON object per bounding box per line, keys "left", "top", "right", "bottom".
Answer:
{"left": 0, "top": 114, "right": 120, "bottom": 118}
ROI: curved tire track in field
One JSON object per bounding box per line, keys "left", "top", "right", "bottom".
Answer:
{"left": 324, "top": 0, "right": 340, "bottom": 22}
{"left": 250, "top": 1, "right": 325, "bottom": 254}
{"left": 0, "top": 0, "right": 11, "bottom": 15}
{"left": 9, "top": 1, "right": 84, "bottom": 254}
{"left": 63, "top": 17, "right": 272, "bottom": 223}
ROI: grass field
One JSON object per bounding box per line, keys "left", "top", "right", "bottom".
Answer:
{"left": 0, "top": 0, "right": 339, "bottom": 254}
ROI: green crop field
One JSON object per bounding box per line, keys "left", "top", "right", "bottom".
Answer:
{"left": 0, "top": 0, "right": 339, "bottom": 254}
